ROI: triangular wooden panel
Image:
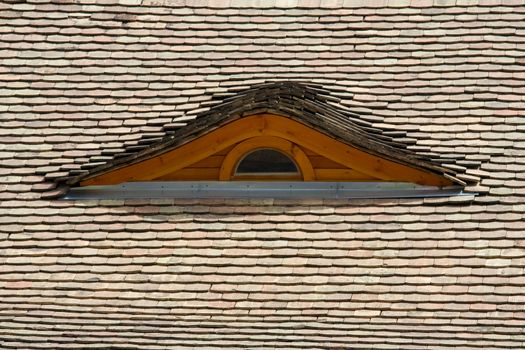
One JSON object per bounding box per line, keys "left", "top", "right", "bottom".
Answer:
{"left": 80, "top": 114, "right": 453, "bottom": 187}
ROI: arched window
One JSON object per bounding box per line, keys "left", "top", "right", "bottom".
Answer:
{"left": 234, "top": 148, "right": 300, "bottom": 179}
{"left": 219, "top": 136, "right": 315, "bottom": 181}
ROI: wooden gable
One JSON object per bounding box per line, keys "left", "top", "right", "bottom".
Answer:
{"left": 80, "top": 114, "right": 453, "bottom": 187}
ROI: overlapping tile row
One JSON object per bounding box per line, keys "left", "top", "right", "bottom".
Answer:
{"left": 1, "top": 1, "right": 525, "bottom": 349}
{"left": 1, "top": 199, "right": 525, "bottom": 349}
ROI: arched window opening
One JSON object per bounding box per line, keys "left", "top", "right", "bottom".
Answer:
{"left": 235, "top": 149, "right": 299, "bottom": 176}
{"left": 219, "top": 136, "right": 315, "bottom": 181}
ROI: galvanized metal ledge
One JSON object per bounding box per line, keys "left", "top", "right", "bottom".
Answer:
{"left": 63, "top": 181, "right": 471, "bottom": 200}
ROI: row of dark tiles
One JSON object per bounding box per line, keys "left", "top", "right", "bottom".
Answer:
{"left": 0, "top": 297, "right": 523, "bottom": 316}
{"left": 1, "top": 226, "right": 524, "bottom": 239}
{"left": 1, "top": 238, "right": 522, "bottom": 249}
{"left": 0, "top": 83, "right": 522, "bottom": 98}
{"left": 1, "top": 38, "right": 523, "bottom": 53}
{"left": 1, "top": 196, "right": 522, "bottom": 209}
{"left": 1, "top": 209, "right": 522, "bottom": 223}
{"left": 0, "top": 29, "right": 523, "bottom": 41}
{"left": 2, "top": 284, "right": 523, "bottom": 298}
{"left": 1, "top": 76, "right": 523, "bottom": 90}
{"left": 1, "top": 271, "right": 523, "bottom": 284}
{"left": 0, "top": 263, "right": 521, "bottom": 275}
{"left": 2, "top": 5, "right": 525, "bottom": 16}
{"left": 0, "top": 236, "right": 522, "bottom": 249}
{"left": 1, "top": 213, "right": 523, "bottom": 226}
{"left": 0, "top": 324, "right": 522, "bottom": 342}
{"left": 0, "top": 47, "right": 522, "bottom": 59}
{"left": 1, "top": 314, "right": 524, "bottom": 332}
{"left": 3, "top": 3, "right": 525, "bottom": 14}
{"left": 0, "top": 341, "right": 519, "bottom": 350}
{"left": 1, "top": 26, "right": 520, "bottom": 39}
{"left": 0, "top": 319, "right": 523, "bottom": 343}
{"left": 1, "top": 77, "right": 523, "bottom": 89}
{"left": 2, "top": 311, "right": 523, "bottom": 333}
{"left": 6, "top": 55, "right": 516, "bottom": 67}
{"left": 2, "top": 305, "right": 524, "bottom": 323}
{"left": 41, "top": 30, "right": 517, "bottom": 40}
{"left": 1, "top": 61, "right": 523, "bottom": 72}
{"left": 1, "top": 277, "right": 524, "bottom": 292}
{"left": 0, "top": 338, "right": 518, "bottom": 350}
{"left": 0, "top": 254, "right": 522, "bottom": 269}
{"left": 0, "top": 201, "right": 523, "bottom": 215}
{"left": 0, "top": 253, "right": 523, "bottom": 265}
{"left": 0, "top": 206, "right": 521, "bottom": 220}
{"left": 4, "top": 67, "right": 523, "bottom": 76}
{"left": 1, "top": 74, "right": 523, "bottom": 88}
{"left": 2, "top": 20, "right": 525, "bottom": 33}
{"left": 3, "top": 0, "right": 522, "bottom": 8}
{"left": 2, "top": 226, "right": 523, "bottom": 237}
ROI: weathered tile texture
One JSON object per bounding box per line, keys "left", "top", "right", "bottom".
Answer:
{"left": 1, "top": 0, "right": 525, "bottom": 349}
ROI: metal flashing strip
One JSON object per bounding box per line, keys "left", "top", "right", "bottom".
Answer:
{"left": 63, "top": 181, "right": 471, "bottom": 200}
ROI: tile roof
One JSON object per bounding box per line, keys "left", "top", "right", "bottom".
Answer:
{"left": 1, "top": 0, "right": 525, "bottom": 349}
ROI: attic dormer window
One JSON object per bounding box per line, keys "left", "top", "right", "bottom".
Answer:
{"left": 70, "top": 113, "right": 458, "bottom": 187}
{"left": 50, "top": 81, "right": 473, "bottom": 200}
{"left": 61, "top": 112, "right": 469, "bottom": 200}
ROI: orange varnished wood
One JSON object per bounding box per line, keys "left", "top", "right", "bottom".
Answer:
{"left": 314, "top": 169, "right": 376, "bottom": 181}
{"left": 81, "top": 116, "right": 269, "bottom": 186}
{"left": 308, "top": 155, "right": 346, "bottom": 169}
{"left": 157, "top": 148, "right": 376, "bottom": 182}
{"left": 156, "top": 168, "right": 219, "bottom": 181}
{"left": 185, "top": 155, "right": 224, "bottom": 168}
{"left": 81, "top": 114, "right": 452, "bottom": 186}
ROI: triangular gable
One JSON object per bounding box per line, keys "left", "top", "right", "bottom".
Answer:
{"left": 79, "top": 114, "right": 453, "bottom": 187}
{"left": 41, "top": 81, "right": 475, "bottom": 198}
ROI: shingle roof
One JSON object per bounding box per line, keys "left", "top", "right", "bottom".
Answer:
{"left": 1, "top": 1, "right": 525, "bottom": 349}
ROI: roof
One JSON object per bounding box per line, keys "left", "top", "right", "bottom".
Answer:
{"left": 1, "top": 1, "right": 525, "bottom": 349}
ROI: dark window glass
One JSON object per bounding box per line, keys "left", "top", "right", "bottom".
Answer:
{"left": 236, "top": 149, "right": 298, "bottom": 174}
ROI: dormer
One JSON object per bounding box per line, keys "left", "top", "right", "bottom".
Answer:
{"left": 39, "top": 82, "right": 474, "bottom": 199}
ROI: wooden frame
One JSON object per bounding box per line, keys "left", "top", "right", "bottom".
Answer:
{"left": 219, "top": 136, "right": 314, "bottom": 181}
{"left": 80, "top": 114, "right": 452, "bottom": 187}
